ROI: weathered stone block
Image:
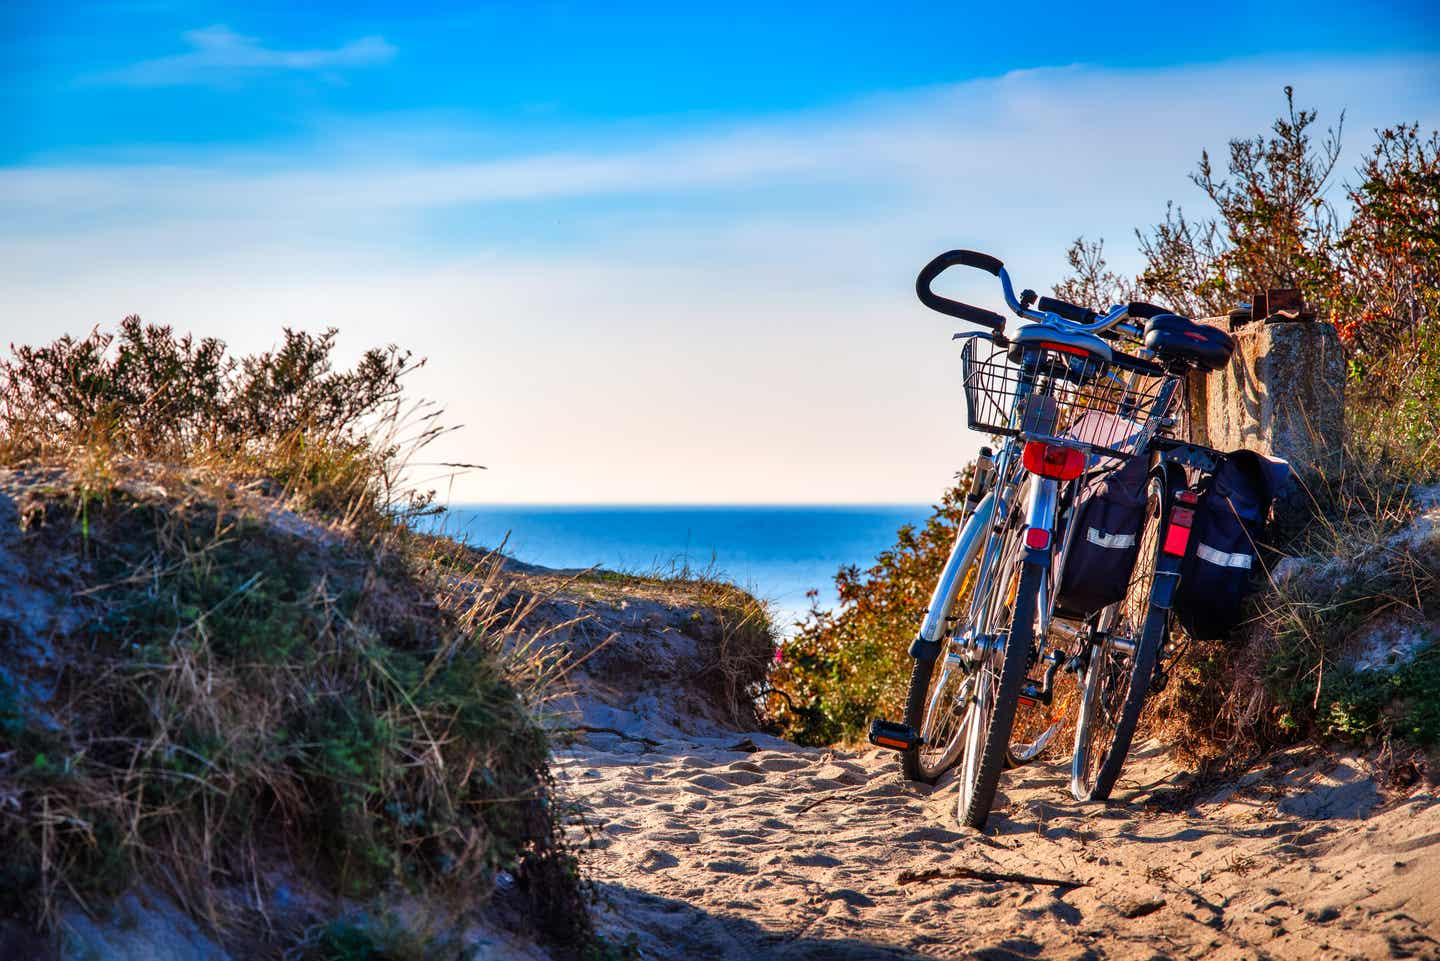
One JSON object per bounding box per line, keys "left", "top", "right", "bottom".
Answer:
{"left": 1188, "top": 320, "right": 1346, "bottom": 480}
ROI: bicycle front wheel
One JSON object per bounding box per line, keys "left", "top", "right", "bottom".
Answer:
{"left": 900, "top": 494, "right": 993, "bottom": 783}
{"left": 901, "top": 652, "right": 973, "bottom": 782}
{"left": 1071, "top": 471, "right": 1171, "bottom": 802}
{"left": 956, "top": 557, "right": 1040, "bottom": 829}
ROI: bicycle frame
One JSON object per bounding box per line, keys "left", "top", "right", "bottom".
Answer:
{"left": 924, "top": 343, "right": 1189, "bottom": 704}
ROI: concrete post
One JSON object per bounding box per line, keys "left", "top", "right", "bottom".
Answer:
{"left": 1188, "top": 319, "right": 1346, "bottom": 519}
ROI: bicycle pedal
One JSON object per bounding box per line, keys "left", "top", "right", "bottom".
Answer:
{"left": 1151, "top": 669, "right": 1169, "bottom": 694}
{"left": 868, "top": 719, "right": 922, "bottom": 752}
{"left": 1017, "top": 680, "right": 1053, "bottom": 707}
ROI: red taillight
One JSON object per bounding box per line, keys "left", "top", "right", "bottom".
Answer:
{"left": 1162, "top": 499, "right": 1195, "bottom": 556}
{"left": 1022, "top": 442, "right": 1085, "bottom": 480}
{"left": 1162, "top": 525, "right": 1190, "bottom": 556}
{"left": 1024, "top": 527, "right": 1051, "bottom": 550}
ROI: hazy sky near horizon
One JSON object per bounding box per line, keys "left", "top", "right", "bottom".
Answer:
{"left": 4, "top": 3, "right": 1439, "bottom": 503}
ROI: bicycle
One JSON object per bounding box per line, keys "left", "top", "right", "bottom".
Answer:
{"left": 867, "top": 249, "right": 1230, "bottom": 827}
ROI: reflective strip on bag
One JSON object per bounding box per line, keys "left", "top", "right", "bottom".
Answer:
{"left": 1196, "top": 542, "right": 1253, "bottom": 569}
{"left": 1086, "top": 528, "right": 1137, "bottom": 550}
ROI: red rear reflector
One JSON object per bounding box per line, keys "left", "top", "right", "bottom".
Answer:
{"left": 1171, "top": 506, "right": 1195, "bottom": 528}
{"left": 1025, "top": 527, "right": 1051, "bottom": 550}
{"left": 1162, "top": 524, "right": 1190, "bottom": 556}
{"left": 1023, "top": 441, "right": 1085, "bottom": 480}
{"left": 1176, "top": 490, "right": 1199, "bottom": 505}
{"left": 1038, "top": 341, "right": 1091, "bottom": 357}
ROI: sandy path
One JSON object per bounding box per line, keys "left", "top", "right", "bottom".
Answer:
{"left": 515, "top": 571, "right": 1437, "bottom": 960}
{"left": 558, "top": 732, "right": 1439, "bottom": 960}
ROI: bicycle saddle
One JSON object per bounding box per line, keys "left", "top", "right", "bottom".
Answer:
{"left": 1143, "top": 314, "right": 1234, "bottom": 372}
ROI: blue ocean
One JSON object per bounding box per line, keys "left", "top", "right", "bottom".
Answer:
{"left": 442, "top": 505, "right": 932, "bottom": 633}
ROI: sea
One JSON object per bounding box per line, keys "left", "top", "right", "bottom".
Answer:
{"left": 442, "top": 505, "right": 933, "bottom": 634}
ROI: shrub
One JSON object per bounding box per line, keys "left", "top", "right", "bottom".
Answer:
{"left": 771, "top": 89, "right": 1439, "bottom": 758}
{"left": 0, "top": 317, "right": 435, "bottom": 527}
{"left": 764, "top": 476, "right": 968, "bottom": 745}
{"left": 0, "top": 322, "right": 595, "bottom": 957}
{"left": 1132, "top": 92, "right": 1440, "bottom": 757}
{"left": 1135, "top": 87, "right": 1344, "bottom": 320}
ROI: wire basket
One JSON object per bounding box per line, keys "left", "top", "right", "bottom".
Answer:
{"left": 960, "top": 336, "right": 1172, "bottom": 459}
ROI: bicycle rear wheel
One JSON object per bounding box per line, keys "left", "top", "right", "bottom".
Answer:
{"left": 957, "top": 557, "right": 1040, "bottom": 829}
{"left": 1071, "top": 471, "right": 1171, "bottom": 802}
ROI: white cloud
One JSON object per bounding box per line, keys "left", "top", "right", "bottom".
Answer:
{"left": 6, "top": 54, "right": 1440, "bottom": 503}
{"left": 91, "top": 25, "right": 395, "bottom": 87}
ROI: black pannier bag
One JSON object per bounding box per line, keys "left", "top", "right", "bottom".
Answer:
{"left": 1172, "top": 450, "right": 1287, "bottom": 640}
{"left": 1055, "top": 454, "right": 1150, "bottom": 618}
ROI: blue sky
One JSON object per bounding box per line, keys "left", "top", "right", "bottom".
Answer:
{"left": 6, "top": 1, "right": 1439, "bottom": 160}
{"left": 3, "top": 3, "right": 1439, "bottom": 502}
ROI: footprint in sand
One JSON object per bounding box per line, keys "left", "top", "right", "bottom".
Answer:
{"left": 709, "top": 768, "right": 767, "bottom": 787}
{"left": 706, "top": 859, "right": 757, "bottom": 875}
{"left": 791, "top": 852, "right": 843, "bottom": 868}
{"left": 632, "top": 849, "right": 680, "bottom": 872}
{"left": 686, "top": 772, "right": 747, "bottom": 791}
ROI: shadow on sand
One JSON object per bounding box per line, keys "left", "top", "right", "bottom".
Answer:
{"left": 593, "top": 880, "right": 1061, "bottom": 961}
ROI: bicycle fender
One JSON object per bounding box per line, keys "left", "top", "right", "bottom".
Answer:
{"left": 1149, "top": 557, "right": 1183, "bottom": 610}
{"left": 909, "top": 635, "right": 942, "bottom": 661}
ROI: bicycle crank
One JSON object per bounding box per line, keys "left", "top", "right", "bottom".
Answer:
{"left": 1017, "top": 650, "right": 1064, "bottom": 707}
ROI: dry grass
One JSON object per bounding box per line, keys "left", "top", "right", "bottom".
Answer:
{"left": 1150, "top": 386, "right": 1440, "bottom": 765}
{"left": 0, "top": 321, "right": 608, "bottom": 958}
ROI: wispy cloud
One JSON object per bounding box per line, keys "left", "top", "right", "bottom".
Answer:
{"left": 18, "top": 55, "right": 1440, "bottom": 245}
{"left": 9, "top": 55, "right": 1440, "bottom": 502}
{"left": 91, "top": 25, "right": 395, "bottom": 87}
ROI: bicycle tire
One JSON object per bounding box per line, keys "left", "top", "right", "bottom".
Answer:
{"left": 957, "top": 558, "right": 1040, "bottom": 829}
{"left": 900, "top": 502, "right": 995, "bottom": 782}
{"left": 1071, "top": 473, "right": 1171, "bottom": 802}
{"left": 901, "top": 656, "right": 947, "bottom": 782}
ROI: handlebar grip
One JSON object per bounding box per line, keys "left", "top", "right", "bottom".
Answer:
{"left": 1127, "top": 301, "right": 1171, "bottom": 320}
{"left": 1037, "top": 295, "right": 1098, "bottom": 324}
{"left": 918, "top": 249, "right": 1004, "bottom": 280}
{"left": 952, "top": 249, "right": 1004, "bottom": 276}
{"left": 915, "top": 250, "right": 1007, "bottom": 330}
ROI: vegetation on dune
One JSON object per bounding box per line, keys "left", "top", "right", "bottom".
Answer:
{"left": 766, "top": 89, "right": 1440, "bottom": 759}
{"left": 764, "top": 479, "right": 968, "bottom": 746}
{"left": 0, "top": 317, "right": 442, "bottom": 526}
{"left": 0, "top": 323, "right": 607, "bottom": 957}
{"left": 1135, "top": 91, "right": 1440, "bottom": 759}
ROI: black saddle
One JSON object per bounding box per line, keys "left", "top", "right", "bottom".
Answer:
{"left": 1143, "top": 314, "right": 1234, "bottom": 372}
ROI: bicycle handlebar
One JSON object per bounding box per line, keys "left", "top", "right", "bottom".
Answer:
{"left": 916, "top": 248, "right": 1178, "bottom": 343}
{"left": 916, "top": 250, "right": 1007, "bottom": 330}
{"left": 1036, "top": 295, "right": 1098, "bottom": 325}
{"left": 1125, "top": 301, "right": 1170, "bottom": 320}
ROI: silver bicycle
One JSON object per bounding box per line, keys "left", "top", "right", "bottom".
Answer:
{"left": 867, "top": 249, "right": 1197, "bottom": 828}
